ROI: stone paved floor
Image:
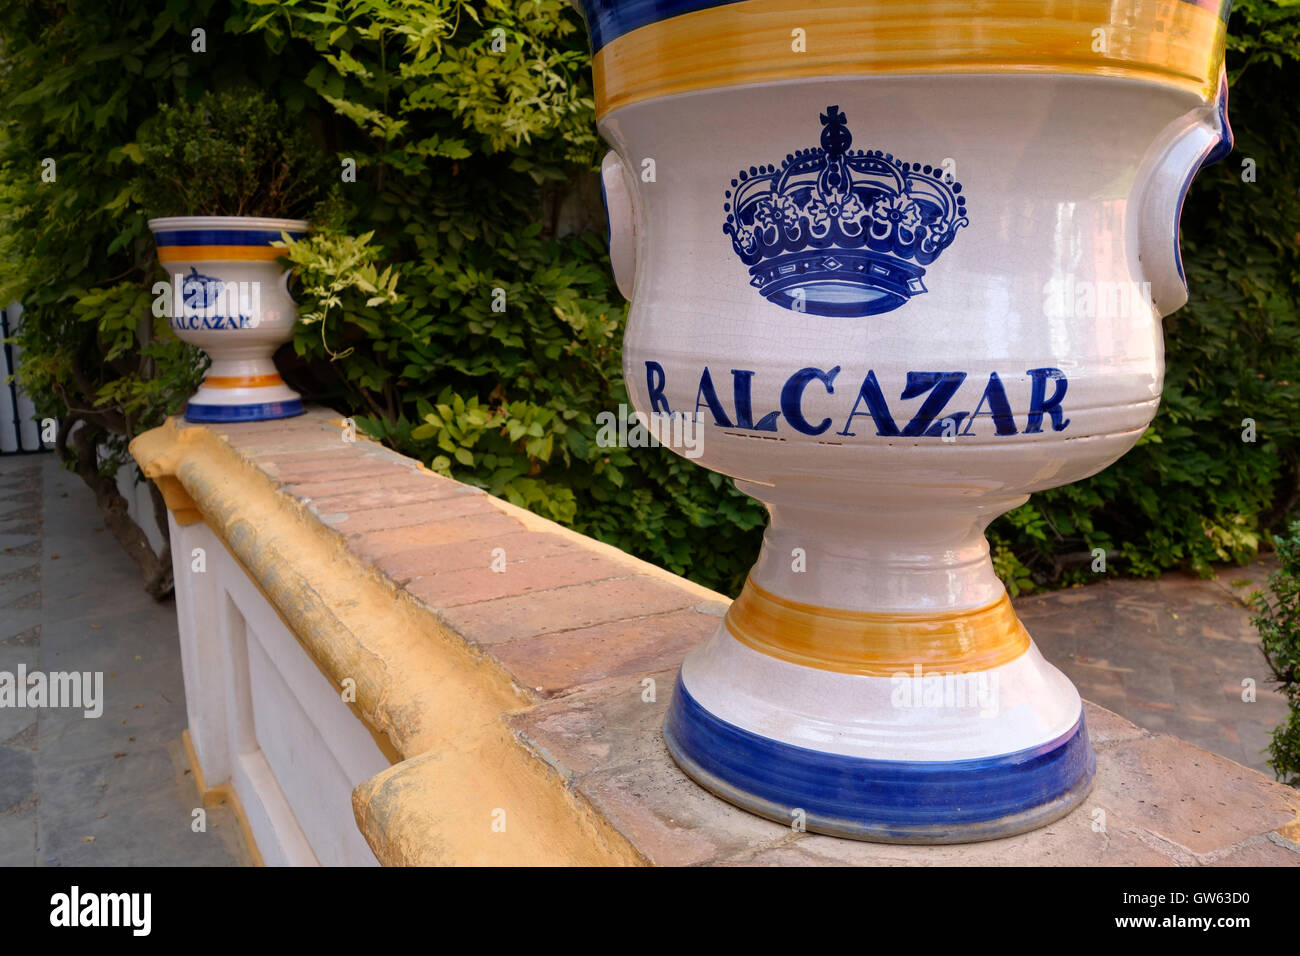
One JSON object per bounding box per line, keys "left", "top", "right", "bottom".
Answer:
{"left": 0, "top": 453, "right": 248, "bottom": 866}
{"left": 1016, "top": 562, "right": 1290, "bottom": 778}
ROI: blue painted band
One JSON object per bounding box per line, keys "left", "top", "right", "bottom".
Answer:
{"left": 577, "top": 0, "right": 1230, "bottom": 53}
{"left": 579, "top": 0, "right": 742, "bottom": 51}
{"left": 664, "top": 676, "right": 1094, "bottom": 840}
{"left": 152, "top": 229, "right": 307, "bottom": 247}
{"left": 1173, "top": 70, "right": 1233, "bottom": 284}
{"left": 184, "top": 399, "right": 305, "bottom": 423}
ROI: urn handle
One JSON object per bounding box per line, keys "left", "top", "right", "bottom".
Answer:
{"left": 1137, "top": 73, "right": 1232, "bottom": 318}
{"left": 600, "top": 150, "right": 637, "bottom": 300}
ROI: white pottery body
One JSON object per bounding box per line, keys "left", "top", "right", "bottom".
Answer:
{"left": 148, "top": 216, "right": 308, "bottom": 422}
{"left": 606, "top": 76, "right": 1224, "bottom": 613}
{"left": 586, "top": 0, "right": 1231, "bottom": 841}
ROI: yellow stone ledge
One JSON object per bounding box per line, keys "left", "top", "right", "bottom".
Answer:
{"left": 131, "top": 415, "right": 649, "bottom": 866}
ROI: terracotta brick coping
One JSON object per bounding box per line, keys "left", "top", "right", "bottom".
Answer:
{"left": 130, "top": 407, "right": 1300, "bottom": 866}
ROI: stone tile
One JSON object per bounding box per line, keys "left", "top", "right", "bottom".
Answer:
{"left": 713, "top": 843, "right": 827, "bottom": 866}
{"left": 0, "top": 744, "right": 38, "bottom": 815}
{"left": 289, "top": 471, "right": 451, "bottom": 501}
{"left": 304, "top": 480, "right": 478, "bottom": 513}
{"left": 0, "top": 645, "right": 41, "bottom": 741}
{"left": 1060, "top": 661, "right": 1129, "bottom": 714}
{"left": 1161, "top": 714, "right": 1242, "bottom": 757}
{"left": 0, "top": 536, "right": 40, "bottom": 557}
{"left": 35, "top": 741, "right": 245, "bottom": 866}
{"left": 350, "top": 512, "right": 526, "bottom": 564}
{"left": 511, "top": 670, "right": 676, "bottom": 777}
{"left": 0, "top": 453, "right": 247, "bottom": 867}
{"left": 243, "top": 437, "right": 362, "bottom": 457}
{"left": 1212, "top": 561, "right": 1276, "bottom": 604}
{"left": 211, "top": 416, "right": 338, "bottom": 443}
{"left": 1152, "top": 571, "right": 1242, "bottom": 609}
{"left": 1082, "top": 700, "right": 1151, "bottom": 749}
{"left": 258, "top": 446, "right": 396, "bottom": 465}
{"left": 784, "top": 807, "right": 1179, "bottom": 867}
{"left": 275, "top": 459, "right": 421, "bottom": 484}
{"left": 0, "top": 802, "right": 36, "bottom": 866}
{"left": 0, "top": 519, "right": 41, "bottom": 538}
{"left": 577, "top": 757, "right": 791, "bottom": 867}
{"left": 0, "top": 497, "right": 39, "bottom": 519}
{"left": 327, "top": 493, "right": 497, "bottom": 537}
{"left": 1118, "top": 663, "right": 1180, "bottom": 715}
{"left": 380, "top": 530, "right": 577, "bottom": 585}
{"left": 1022, "top": 621, "right": 1078, "bottom": 663}
{"left": 406, "top": 548, "right": 633, "bottom": 611}
{"left": 1090, "top": 733, "right": 1300, "bottom": 855}
{"left": 1235, "top": 718, "right": 1282, "bottom": 774}
{"left": 0, "top": 623, "right": 41, "bottom": 650}
{"left": 260, "top": 446, "right": 421, "bottom": 476}
{"left": 494, "top": 609, "right": 719, "bottom": 696}
{"left": 441, "top": 575, "right": 699, "bottom": 646}
{"left": 1165, "top": 656, "right": 1241, "bottom": 722}
{"left": 31, "top": 664, "right": 185, "bottom": 772}
{"left": 1205, "top": 835, "right": 1300, "bottom": 866}
{"left": 0, "top": 564, "right": 40, "bottom": 610}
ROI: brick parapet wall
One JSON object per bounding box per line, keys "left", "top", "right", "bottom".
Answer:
{"left": 132, "top": 407, "right": 1300, "bottom": 866}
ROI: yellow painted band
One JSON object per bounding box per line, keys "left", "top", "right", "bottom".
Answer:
{"left": 725, "top": 577, "right": 1031, "bottom": 676}
{"left": 158, "top": 245, "right": 285, "bottom": 263}
{"left": 204, "top": 374, "right": 284, "bottom": 389}
{"left": 593, "top": 0, "right": 1226, "bottom": 119}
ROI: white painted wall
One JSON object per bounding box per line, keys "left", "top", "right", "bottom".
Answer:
{"left": 115, "top": 465, "right": 166, "bottom": 557}
{"left": 169, "top": 514, "right": 390, "bottom": 866}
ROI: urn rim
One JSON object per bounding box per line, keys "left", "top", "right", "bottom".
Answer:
{"left": 146, "top": 215, "right": 311, "bottom": 234}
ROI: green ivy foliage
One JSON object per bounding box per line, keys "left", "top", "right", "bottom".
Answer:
{"left": 0, "top": 0, "right": 1298, "bottom": 602}
{"left": 249, "top": 0, "right": 770, "bottom": 592}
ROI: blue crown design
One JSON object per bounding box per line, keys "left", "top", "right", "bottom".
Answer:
{"left": 723, "top": 105, "right": 970, "bottom": 317}
{"left": 181, "top": 267, "right": 223, "bottom": 311}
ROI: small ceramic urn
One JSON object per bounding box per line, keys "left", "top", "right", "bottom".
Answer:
{"left": 148, "top": 216, "right": 308, "bottom": 423}
{"left": 582, "top": 0, "right": 1232, "bottom": 841}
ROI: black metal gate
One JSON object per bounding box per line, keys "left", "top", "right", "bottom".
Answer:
{"left": 1, "top": 304, "right": 47, "bottom": 455}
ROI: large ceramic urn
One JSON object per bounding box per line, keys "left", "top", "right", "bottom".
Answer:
{"left": 149, "top": 216, "right": 308, "bottom": 423}
{"left": 582, "top": 0, "right": 1232, "bottom": 841}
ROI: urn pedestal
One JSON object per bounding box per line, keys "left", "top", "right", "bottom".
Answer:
{"left": 148, "top": 216, "right": 308, "bottom": 423}
{"left": 582, "top": 0, "right": 1232, "bottom": 841}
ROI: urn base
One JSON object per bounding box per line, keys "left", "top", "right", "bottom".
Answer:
{"left": 183, "top": 369, "right": 305, "bottom": 424}
{"left": 184, "top": 398, "right": 305, "bottom": 423}
{"left": 664, "top": 600, "right": 1096, "bottom": 843}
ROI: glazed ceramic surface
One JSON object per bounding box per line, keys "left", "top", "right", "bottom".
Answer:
{"left": 148, "top": 216, "right": 308, "bottom": 423}
{"left": 582, "top": 0, "right": 1232, "bottom": 841}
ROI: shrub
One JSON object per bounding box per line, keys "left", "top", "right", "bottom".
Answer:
{"left": 135, "top": 87, "right": 334, "bottom": 219}
{"left": 1250, "top": 521, "right": 1300, "bottom": 785}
